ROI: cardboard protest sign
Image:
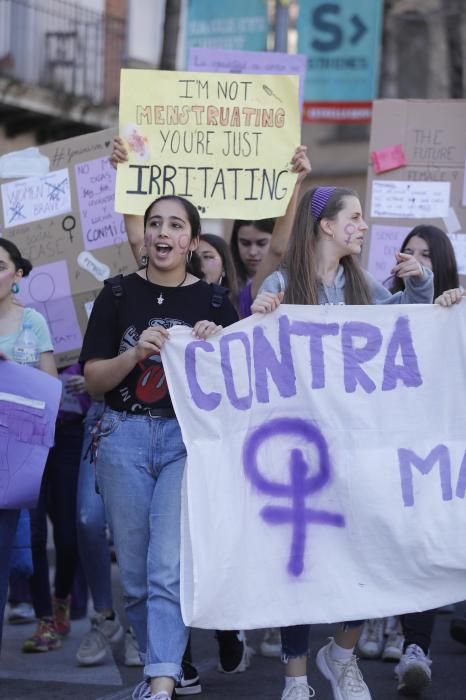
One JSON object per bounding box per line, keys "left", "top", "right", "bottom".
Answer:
{"left": 0, "top": 130, "right": 136, "bottom": 368}
{"left": 364, "top": 100, "right": 466, "bottom": 284}
{"left": 161, "top": 303, "right": 466, "bottom": 629}
{"left": 116, "top": 69, "right": 300, "bottom": 219}
{"left": 0, "top": 361, "right": 61, "bottom": 509}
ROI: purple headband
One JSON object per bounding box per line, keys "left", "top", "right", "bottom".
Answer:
{"left": 311, "top": 186, "right": 337, "bottom": 221}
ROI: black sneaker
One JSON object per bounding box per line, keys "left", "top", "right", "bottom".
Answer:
{"left": 450, "top": 616, "right": 466, "bottom": 645}
{"left": 175, "top": 660, "right": 202, "bottom": 695}
{"left": 216, "top": 630, "right": 254, "bottom": 673}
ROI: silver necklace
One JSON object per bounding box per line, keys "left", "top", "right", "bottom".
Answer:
{"left": 145, "top": 266, "right": 188, "bottom": 305}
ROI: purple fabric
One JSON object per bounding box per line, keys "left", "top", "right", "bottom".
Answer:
{"left": 311, "top": 186, "right": 337, "bottom": 221}
{"left": 0, "top": 360, "right": 62, "bottom": 508}
{"left": 239, "top": 282, "right": 253, "bottom": 319}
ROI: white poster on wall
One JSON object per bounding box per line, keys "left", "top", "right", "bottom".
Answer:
{"left": 371, "top": 180, "right": 450, "bottom": 219}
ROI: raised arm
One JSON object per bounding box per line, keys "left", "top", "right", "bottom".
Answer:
{"left": 111, "top": 136, "right": 144, "bottom": 265}
{"left": 250, "top": 146, "right": 311, "bottom": 299}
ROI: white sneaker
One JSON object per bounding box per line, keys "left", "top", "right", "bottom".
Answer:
{"left": 76, "top": 612, "right": 124, "bottom": 666}
{"left": 125, "top": 627, "right": 144, "bottom": 666}
{"left": 281, "top": 681, "right": 316, "bottom": 699}
{"left": 384, "top": 616, "right": 399, "bottom": 635}
{"left": 8, "top": 602, "right": 35, "bottom": 625}
{"left": 131, "top": 682, "right": 170, "bottom": 700}
{"left": 382, "top": 631, "right": 404, "bottom": 662}
{"left": 357, "top": 619, "right": 385, "bottom": 659}
{"left": 395, "top": 644, "right": 432, "bottom": 696}
{"left": 316, "top": 639, "right": 372, "bottom": 700}
{"left": 260, "top": 627, "right": 282, "bottom": 657}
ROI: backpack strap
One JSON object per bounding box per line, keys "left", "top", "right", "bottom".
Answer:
{"left": 210, "top": 283, "right": 228, "bottom": 309}
{"left": 104, "top": 274, "right": 124, "bottom": 311}
{"left": 104, "top": 274, "right": 124, "bottom": 298}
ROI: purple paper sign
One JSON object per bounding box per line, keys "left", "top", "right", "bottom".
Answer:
{"left": 0, "top": 361, "right": 62, "bottom": 508}
{"left": 75, "top": 157, "right": 127, "bottom": 251}
{"left": 188, "top": 47, "right": 307, "bottom": 116}
{"left": 367, "top": 224, "right": 411, "bottom": 285}
{"left": 17, "top": 260, "right": 82, "bottom": 353}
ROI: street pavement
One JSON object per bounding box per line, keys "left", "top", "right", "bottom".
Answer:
{"left": 2, "top": 600, "right": 466, "bottom": 699}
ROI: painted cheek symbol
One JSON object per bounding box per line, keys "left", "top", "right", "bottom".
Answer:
{"left": 178, "top": 233, "right": 191, "bottom": 253}
{"left": 145, "top": 232, "right": 155, "bottom": 247}
{"left": 243, "top": 417, "right": 345, "bottom": 577}
{"left": 344, "top": 223, "right": 356, "bottom": 245}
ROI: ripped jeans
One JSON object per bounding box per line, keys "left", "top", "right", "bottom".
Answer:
{"left": 281, "top": 621, "right": 364, "bottom": 660}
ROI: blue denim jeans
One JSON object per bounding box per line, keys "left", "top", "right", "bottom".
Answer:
{"left": 95, "top": 409, "right": 188, "bottom": 681}
{"left": 0, "top": 508, "right": 20, "bottom": 650}
{"left": 281, "top": 620, "right": 364, "bottom": 660}
{"left": 76, "top": 400, "right": 113, "bottom": 612}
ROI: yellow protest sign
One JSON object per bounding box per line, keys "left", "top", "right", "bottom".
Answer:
{"left": 116, "top": 69, "right": 300, "bottom": 219}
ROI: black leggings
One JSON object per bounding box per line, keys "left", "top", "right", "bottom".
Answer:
{"left": 400, "top": 610, "right": 436, "bottom": 655}
{"left": 29, "top": 422, "right": 83, "bottom": 618}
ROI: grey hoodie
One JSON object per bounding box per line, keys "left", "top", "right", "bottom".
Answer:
{"left": 259, "top": 265, "right": 434, "bottom": 305}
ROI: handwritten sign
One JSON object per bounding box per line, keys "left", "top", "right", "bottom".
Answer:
{"left": 371, "top": 180, "right": 450, "bottom": 219}
{"left": 366, "top": 224, "right": 411, "bottom": 284}
{"left": 116, "top": 69, "right": 300, "bottom": 219}
{"left": 364, "top": 100, "right": 466, "bottom": 286}
{"left": 1, "top": 169, "right": 71, "bottom": 228}
{"left": 75, "top": 157, "right": 127, "bottom": 251}
{"left": 0, "top": 129, "right": 135, "bottom": 368}
{"left": 188, "top": 47, "right": 307, "bottom": 116}
{"left": 161, "top": 304, "right": 466, "bottom": 629}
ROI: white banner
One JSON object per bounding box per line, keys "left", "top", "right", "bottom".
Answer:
{"left": 162, "top": 304, "right": 466, "bottom": 630}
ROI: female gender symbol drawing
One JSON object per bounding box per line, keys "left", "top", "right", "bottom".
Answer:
{"left": 243, "top": 417, "right": 345, "bottom": 577}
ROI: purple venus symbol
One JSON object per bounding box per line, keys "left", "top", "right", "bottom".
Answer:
{"left": 243, "top": 417, "right": 345, "bottom": 577}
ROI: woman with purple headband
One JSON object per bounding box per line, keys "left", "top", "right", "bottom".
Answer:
{"left": 251, "top": 186, "right": 434, "bottom": 700}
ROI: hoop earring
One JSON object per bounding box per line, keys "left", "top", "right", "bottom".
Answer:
{"left": 11, "top": 282, "right": 19, "bottom": 294}
{"left": 187, "top": 251, "right": 193, "bottom": 264}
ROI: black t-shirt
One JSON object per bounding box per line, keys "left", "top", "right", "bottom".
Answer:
{"left": 80, "top": 273, "right": 238, "bottom": 413}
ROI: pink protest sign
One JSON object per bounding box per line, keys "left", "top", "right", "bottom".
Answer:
{"left": 0, "top": 361, "right": 61, "bottom": 508}
{"left": 371, "top": 144, "right": 407, "bottom": 174}
{"left": 367, "top": 224, "right": 411, "bottom": 284}
{"left": 75, "top": 157, "right": 127, "bottom": 251}
{"left": 188, "top": 47, "right": 307, "bottom": 115}
{"left": 17, "top": 260, "right": 82, "bottom": 353}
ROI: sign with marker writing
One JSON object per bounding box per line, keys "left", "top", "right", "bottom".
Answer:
{"left": 0, "top": 129, "right": 135, "bottom": 368}
{"left": 116, "top": 69, "right": 300, "bottom": 219}
{"left": 363, "top": 100, "right": 466, "bottom": 287}
{"left": 75, "top": 157, "right": 127, "bottom": 251}
{"left": 366, "top": 224, "right": 411, "bottom": 285}
{"left": 162, "top": 303, "right": 466, "bottom": 628}
{"left": 371, "top": 180, "right": 450, "bottom": 219}
{"left": 1, "top": 169, "right": 71, "bottom": 228}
